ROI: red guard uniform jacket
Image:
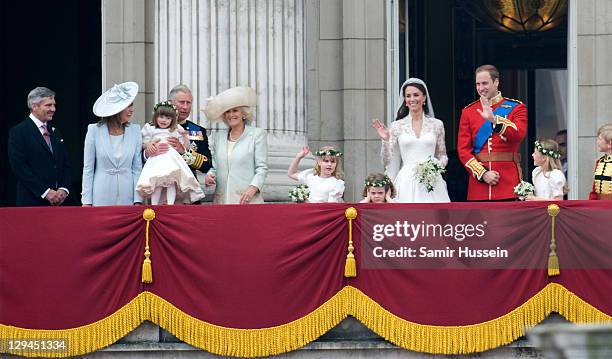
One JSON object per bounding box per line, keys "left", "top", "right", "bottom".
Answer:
{"left": 457, "top": 93, "right": 527, "bottom": 200}
{"left": 589, "top": 154, "right": 612, "bottom": 200}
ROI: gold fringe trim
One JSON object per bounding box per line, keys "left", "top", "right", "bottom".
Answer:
{"left": 0, "top": 293, "right": 149, "bottom": 358}
{"left": 346, "top": 283, "right": 612, "bottom": 355}
{"left": 149, "top": 290, "right": 346, "bottom": 358}
{"left": 2, "top": 284, "right": 612, "bottom": 357}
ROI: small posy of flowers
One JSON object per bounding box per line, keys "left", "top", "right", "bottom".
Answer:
{"left": 413, "top": 158, "right": 446, "bottom": 192}
{"left": 289, "top": 184, "right": 310, "bottom": 203}
{"left": 514, "top": 181, "right": 535, "bottom": 200}
{"left": 182, "top": 151, "right": 196, "bottom": 165}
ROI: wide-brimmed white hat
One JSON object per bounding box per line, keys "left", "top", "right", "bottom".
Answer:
{"left": 203, "top": 86, "right": 257, "bottom": 122}
{"left": 93, "top": 82, "right": 139, "bottom": 117}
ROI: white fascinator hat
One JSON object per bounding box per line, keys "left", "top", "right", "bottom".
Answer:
{"left": 203, "top": 86, "right": 257, "bottom": 122}
{"left": 93, "top": 82, "right": 139, "bottom": 117}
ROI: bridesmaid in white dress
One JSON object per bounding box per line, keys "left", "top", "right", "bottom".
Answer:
{"left": 372, "top": 78, "right": 450, "bottom": 202}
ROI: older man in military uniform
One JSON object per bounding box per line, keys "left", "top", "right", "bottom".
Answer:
{"left": 145, "top": 85, "right": 212, "bottom": 203}
{"left": 146, "top": 85, "right": 212, "bottom": 175}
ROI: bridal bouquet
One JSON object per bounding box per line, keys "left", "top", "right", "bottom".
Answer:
{"left": 289, "top": 185, "right": 310, "bottom": 203}
{"left": 513, "top": 181, "right": 535, "bottom": 200}
{"left": 414, "top": 158, "right": 446, "bottom": 192}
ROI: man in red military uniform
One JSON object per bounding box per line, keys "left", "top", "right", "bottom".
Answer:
{"left": 457, "top": 65, "right": 527, "bottom": 201}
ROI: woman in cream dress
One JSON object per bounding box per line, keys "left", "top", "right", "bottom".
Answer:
{"left": 203, "top": 87, "right": 268, "bottom": 204}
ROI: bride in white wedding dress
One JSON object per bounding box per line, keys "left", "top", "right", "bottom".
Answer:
{"left": 372, "top": 78, "right": 450, "bottom": 203}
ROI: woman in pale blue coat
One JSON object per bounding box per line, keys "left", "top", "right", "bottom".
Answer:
{"left": 81, "top": 82, "right": 143, "bottom": 206}
{"left": 204, "top": 87, "right": 268, "bottom": 204}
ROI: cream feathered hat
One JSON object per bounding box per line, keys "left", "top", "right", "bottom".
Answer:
{"left": 203, "top": 86, "right": 257, "bottom": 122}
{"left": 93, "top": 82, "right": 139, "bottom": 117}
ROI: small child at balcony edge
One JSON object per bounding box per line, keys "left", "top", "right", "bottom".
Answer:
{"left": 287, "top": 145, "right": 345, "bottom": 203}
{"left": 360, "top": 172, "right": 396, "bottom": 203}
{"left": 525, "top": 139, "right": 567, "bottom": 201}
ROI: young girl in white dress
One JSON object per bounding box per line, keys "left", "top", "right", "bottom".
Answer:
{"left": 526, "top": 139, "right": 567, "bottom": 201}
{"left": 288, "top": 145, "right": 345, "bottom": 203}
{"left": 372, "top": 78, "right": 450, "bottom": 202}
{"left": 360, "top": 173, "right": 396, "bottom": 203}
{"left": 136, "top": 101, "right": 204, "bottom": 204}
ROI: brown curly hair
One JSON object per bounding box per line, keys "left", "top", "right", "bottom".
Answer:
{"left": 362, "top": 172, "right": 396, "bottom": 198}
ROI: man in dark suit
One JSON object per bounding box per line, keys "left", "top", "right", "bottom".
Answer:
{"left": 8, "top": 87, "right": 71, "bottom": 206}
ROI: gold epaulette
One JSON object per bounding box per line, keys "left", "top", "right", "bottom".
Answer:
{"left": 463, "top": 99, "right": 480, "bottom": 110}
{"left": 503, "top": 97, "right": 524, "bottom": 104}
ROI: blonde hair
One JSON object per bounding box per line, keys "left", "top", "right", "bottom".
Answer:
{"left": 597, "top": 124, "right": 612, "bottom": 143}
{"left": 362, "top": 172, "right": 396, "bottom": 199}
{"left": 313, "top": 145, "right": 343, "bottom": 179}
{"left": 223, "top": 106, "right": 254, "bottom": 126}
{"left": 535, "top": 138, "right": 568, "bottom": 195}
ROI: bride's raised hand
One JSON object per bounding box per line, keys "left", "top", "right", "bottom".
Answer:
{"left": 371, "top": 118, "right": 390, "bottom": 141}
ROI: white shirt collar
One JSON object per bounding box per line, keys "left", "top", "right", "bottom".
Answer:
{"left": 29, "top": 113, "right": 46, "bottom": 129}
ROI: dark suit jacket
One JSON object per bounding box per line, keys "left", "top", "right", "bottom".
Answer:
{"left": 8, "top": 117, "right": 71, "bottom": 206}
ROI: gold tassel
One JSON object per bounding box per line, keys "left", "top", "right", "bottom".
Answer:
{"left": 142, "top": 258, "right": 152, "bottom": 284}
{"left": 547, "top": 204, "right": 560, "bottom": 276}
{"left": 344, "top": 207, "right": 358, "bottom": 278}
{"left": 142, "top": 208, "right": 156, "bottom": 283}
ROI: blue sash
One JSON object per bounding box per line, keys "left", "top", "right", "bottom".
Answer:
{"left": 473, "top": 99, "right": 519, "bottom": 154}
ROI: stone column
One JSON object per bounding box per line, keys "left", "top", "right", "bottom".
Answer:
{"left": 305, "top": 0, "right": 387, "bottom": 202}
{"left": 155, "top": 0, "right": 312, "bottom": 201}
{"left": 102, "top": 0, "right": 155, "bottom": 124}
{"left": 575, "top": 0, "right": 612, "bottom": 199}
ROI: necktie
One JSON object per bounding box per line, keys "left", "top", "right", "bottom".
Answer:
{"left": 42, "top": 124, "right": 53, "bottom": 152}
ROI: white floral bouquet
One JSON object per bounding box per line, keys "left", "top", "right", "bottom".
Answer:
{"left": 289, "top": 185, "right": 310, "bottom": 203}
{"left": 513, "top": 181, "right": 535, "bottom": 200}
{"left": 413, "top": 158, "right": 446, "bottom": 192}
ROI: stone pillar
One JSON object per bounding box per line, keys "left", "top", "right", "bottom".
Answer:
{"left": 575, "top": 0, "right": 612, "bottom": 199}
{"left": 102, "top": 0, "right": 155, "bottom": 125}
{"left": 155, "top": 0, "right": 312, "bottom": 201}
{"left": 305, "top": 0, "right": 387, "bottom": 202}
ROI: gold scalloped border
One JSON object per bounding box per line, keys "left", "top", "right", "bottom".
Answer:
{"left": 347, "top": 283, "right": 612, "bottom": 354}
{"left": 1, "top": 284, "right": 611, "bottom": 357}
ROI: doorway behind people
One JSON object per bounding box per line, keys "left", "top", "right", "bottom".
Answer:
{"left": 399, "top": 0, "right": 567, "bottom": 201}
{"left": 0, "top": 1, "right": 102, "bottom": 206}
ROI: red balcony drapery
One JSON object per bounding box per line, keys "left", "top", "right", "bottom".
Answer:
{"left": 1, "top": 202, "right": 611, "bottom": 357}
